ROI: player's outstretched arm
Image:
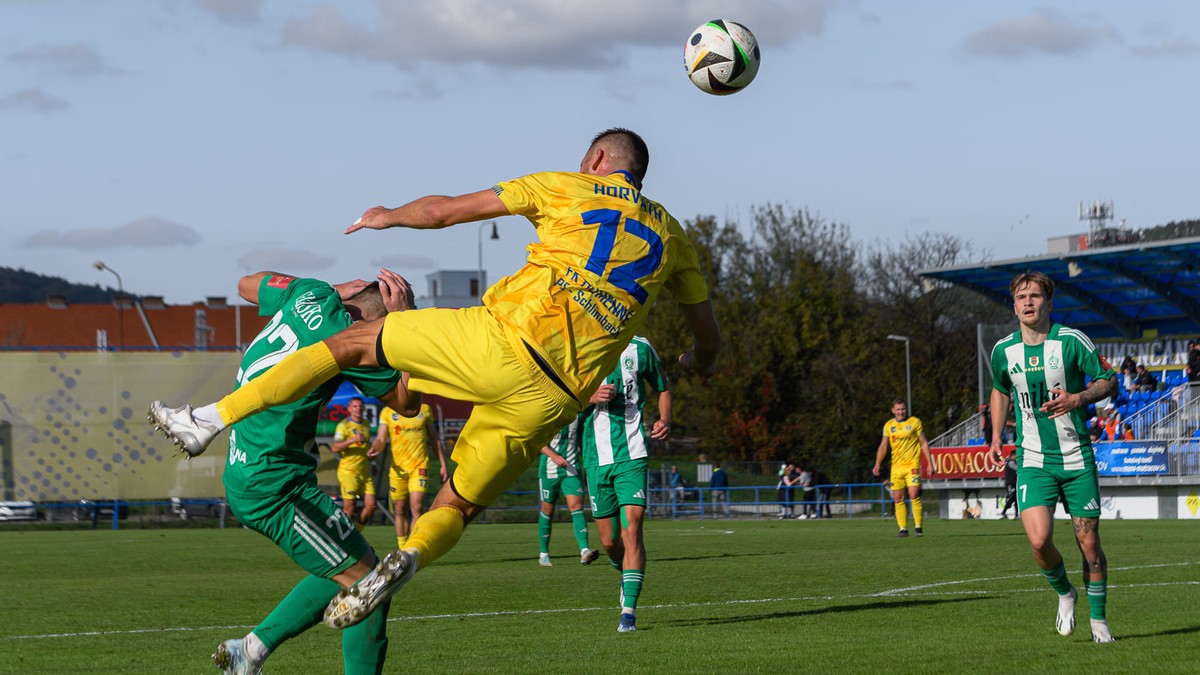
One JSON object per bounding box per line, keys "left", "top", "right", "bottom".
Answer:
{"left": 346, "top": 190, "right": 509, "bottom": 234}
{"left": 677, "top": 300, "right": 722, "bottom": 375}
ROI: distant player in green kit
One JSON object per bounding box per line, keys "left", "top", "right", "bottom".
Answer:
{"left": 987, "top": 271, "right": 1117, "bottom": 643}
{"left": 581, "top": 335, "right": 672, "bottom": 633}
{"left": 536, "top": 415, "right": 600, "bottom": 567}
{"left": 151, "top": 269, "right": 416, "bottom": 674}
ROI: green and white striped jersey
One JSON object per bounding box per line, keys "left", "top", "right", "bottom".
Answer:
{"left": 581, "top": 336, "right": 669, "bottom": 469}
{"left": 539, "top": 414, "right": 583, "bottom": 479}
{"left": 990, "top": 323, "right": 1115, "bottom": 471}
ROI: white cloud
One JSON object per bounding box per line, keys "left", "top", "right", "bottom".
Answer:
{"left": 237, "top": 247, "right": 336, "bottom": 271}
{"left": 962, "top": 9, "right": 1117, "bottom": 59}
{"left": 279, "top": 0, "right": 848, "bottom": 71}
{"left": 21, "top": 216, "right": 201, "bottom": 249}
{"left": 0, "top": 87, "right": 69, "bottom": 113}
{"left": 6, "top": 42, "right": 122, "bottom": 77}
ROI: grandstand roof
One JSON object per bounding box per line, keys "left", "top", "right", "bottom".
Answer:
{"left": 919, "top": 236, "right": 1200, "bottom": 340}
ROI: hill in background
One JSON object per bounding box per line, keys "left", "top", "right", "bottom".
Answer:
{"left": 0, "top": 267, "right": 118, "bottom": 304}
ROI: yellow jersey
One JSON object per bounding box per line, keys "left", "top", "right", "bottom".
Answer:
{"left": 489, "top": 170, "right": 709, "bottom": 399}
{"left": 883, "top": 416, "right": 924, "bottom": 469}
{"left": 380, "top": 404, "right": 437, "bottom": 473}
{"left": 333, "top": 417, "right": 372, "bottom": 474}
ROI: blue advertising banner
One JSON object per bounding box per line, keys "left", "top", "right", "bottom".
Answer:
{"left": 1094, "top": 441, "right": 1169, "bottom": 476}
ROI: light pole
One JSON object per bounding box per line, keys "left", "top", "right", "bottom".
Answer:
{"left": 476, "top": 221, "right": 499, "bottom": 300}
{"left": 887, "top": 334, "right": 912, "bottom": 415}
{"left": 94, "top": 261, "right": 124, "bottom": 350}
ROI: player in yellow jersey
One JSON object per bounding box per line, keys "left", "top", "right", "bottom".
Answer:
{"left": 148, "top": 128, "right": 723, "bottom": 630}
{"left": 372, "top": 402, "right": 447, "bottom": 549}
{"left": 873, "top": 398, "right": 936, "bottom": 537}
{"left": 332, "top": 397, "right": 379, "bottom": 528}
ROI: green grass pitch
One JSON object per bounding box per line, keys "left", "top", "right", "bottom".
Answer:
{"left": 1, "top": 518, "right": 1196, "bottom": 673}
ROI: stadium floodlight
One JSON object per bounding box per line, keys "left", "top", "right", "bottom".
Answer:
{"left": 93, "top": 261, "right": 125, "bottom": 350}
{"left": 476, "top": 221, "right": 499, "bottom": 300}
{"left": 886, "top": 334, "right": 912, "bottom": 415}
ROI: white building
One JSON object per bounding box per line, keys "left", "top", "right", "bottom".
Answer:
{"left": 418, "top": 270, "right": 487, "bottom": 308}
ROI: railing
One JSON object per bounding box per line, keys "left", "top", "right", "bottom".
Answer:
{"left": 930, "top": 412, "right": 984, "bottom": 448}
{"left": 1143, "top": 383, "right": 1200, "bottom": 440}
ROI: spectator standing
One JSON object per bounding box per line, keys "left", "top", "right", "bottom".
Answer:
{"left": 776, "top": 463, "right": 799, "bottom": 519}
{"left": 797, "top": 466, "right": 815, "bottom": 519}
{"left": 709, "top": 463, "right": 730, "bottom": 519}
{"left": 811, "top": 467, "right": 833, "bottom": 519}
{"left": 668, "top": 464, "right": 685, "bottom": 503}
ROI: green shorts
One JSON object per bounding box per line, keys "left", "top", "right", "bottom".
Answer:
{"left": 539, "top": 473, "right": 584, "bottom": 504}
{"left": 587, "top": 459, "right": 648, "bottom": 518}
{"left": 226, "top": 476, "right": 370, "bottom": 578}
{"left": 1016, "top": 465, "right": 1102, "bottom": 518}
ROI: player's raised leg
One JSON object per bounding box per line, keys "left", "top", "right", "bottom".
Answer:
{"left": 150, "top": 320, "right": 385, "bottom": 457}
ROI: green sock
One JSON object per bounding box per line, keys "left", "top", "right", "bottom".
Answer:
{"left": 341, "top": 601, "right": 389, "bottom": 675}
{"left": 538, "top": 511, "right": 552, "bottom": 554}
{"left": 609, "top": 557, "right": 622, "bottom": 572}
{"left": 1040, "top": 560, "right": 1074, "bottom": 596}
{"left": 570, "top": 509, "right": 589, "bottom": 550}
{"left": 253, "top": 574, "right": 339, "bottom": 651}
{"left": 1085, "top": 579, "right": 1107, "bottom": 620}
{"left": 621, "top": 569, "right": 644, "bottom": 613}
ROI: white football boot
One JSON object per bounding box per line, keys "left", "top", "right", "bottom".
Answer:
{"left": 148, "top": 401, "right": 220, "bottom": 458}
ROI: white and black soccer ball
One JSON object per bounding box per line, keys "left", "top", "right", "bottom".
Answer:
{"left": 684, "top": 19, "right": 760, "bottom": 95}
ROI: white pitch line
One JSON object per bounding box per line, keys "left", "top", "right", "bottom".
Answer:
{"left": 5, "top": 561, "right": 1196, "bottom": 641}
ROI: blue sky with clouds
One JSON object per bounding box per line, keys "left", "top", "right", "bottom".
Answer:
{"left": 3, "top": 1, "right": 1197, "bottom": 303}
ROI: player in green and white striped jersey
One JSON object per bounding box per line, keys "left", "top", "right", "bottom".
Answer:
{"left": 581, "top": 335, "right": 672, "bottom": 633}
{"left": 988, "top": 271, "right": 1118, "bottom": 644}
{"left": 536, "top": 414, "right": 600, "bottom": 567}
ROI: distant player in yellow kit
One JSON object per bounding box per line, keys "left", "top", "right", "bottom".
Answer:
{"left": 372, "top": 402, "right": 447, "bottom": 549}
{"left": 873, "top": 399, "right": 936, "bottom": 537}
{"left": 148, "top": 128, "right": 723, "bottom": 630}
{"left": 332, "top": 397, "right": 378, "bottom": 528}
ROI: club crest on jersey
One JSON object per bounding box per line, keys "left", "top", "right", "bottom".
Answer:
{"left": 1028, "top": 356, "right": 1039, "bottom": 367}
{"left": 623, "top": 356, "right": 635, "bottom": 370}
{"left": 1048, "top": 355, "right": 1060, "bottom": 369}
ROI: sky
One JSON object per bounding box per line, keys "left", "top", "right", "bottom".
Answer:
{"left": 2, "top": 1, "right": 1198, "bottom": 304}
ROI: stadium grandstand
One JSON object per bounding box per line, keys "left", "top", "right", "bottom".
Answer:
{"left": 917, "top": 235, "right": 1200, "bottom": 520}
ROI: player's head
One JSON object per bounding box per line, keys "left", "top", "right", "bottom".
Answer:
{"left": 891, "top": 399, "right": 907, "bottom": 420}
{"left": 347, "top": 397, "right": 364, "bottom": 420}
{"left": 343, "top": 282, "right": 387, "bottom": 322}
{"left": 1009, "top": 271, "right": 1053, "bottom": 328}
{"left": 581, "top": 128, "right": 649, "bottom": 186}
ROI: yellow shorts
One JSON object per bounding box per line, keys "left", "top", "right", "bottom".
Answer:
{"left": 379, "top": 307, "right": 578, "bottom": 506}
{"left": 338, "top": 468, "right": 375, "bottom": 501}
{"left": 389, "top": 462, "right": 429, "bottom": 501}
{"left": 890, "top": 465, "right": 921, "bottom": 491}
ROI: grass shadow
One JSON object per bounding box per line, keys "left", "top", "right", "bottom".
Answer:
{"left": 660, "top": 596, "right": 996, "bottom": 628}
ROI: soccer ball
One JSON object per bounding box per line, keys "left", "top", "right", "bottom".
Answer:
{"left": 684, "top": 19, "right": 760, "bottom": 95}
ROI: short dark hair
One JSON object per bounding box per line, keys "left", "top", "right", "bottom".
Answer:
{"left": 591, "top": 128, "right": 649, "bottom": 185}
{"left": 1009, "top": 271, "right": 1055, "bottom": 301}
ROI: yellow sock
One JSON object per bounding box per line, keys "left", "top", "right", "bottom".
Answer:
{"left": 895, "top": 501, "right": 908, "bottom": 531}
{"left": 405, "top": 506, "right": 465, "bottom": 571}
{"left": 215, "top": 342, "right": 340, "bottom": 425}
{"left": 396, "top": 535, "right": 407, "bottom": 549}
{"left": 911, "top": 496, "right": 923, "bottom": 528}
